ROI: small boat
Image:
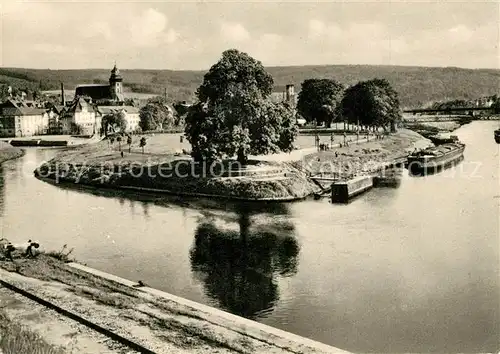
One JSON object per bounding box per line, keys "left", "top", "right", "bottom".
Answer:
{"left": 407, "top": 142, "right": 465, "bottom": 175}
{"left": 428, "top": 133, "right": 459, "bottom": 145}
{"left": 494, "top": 129, "right": 500, "bottom": 144}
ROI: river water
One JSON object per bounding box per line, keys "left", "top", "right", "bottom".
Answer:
{"left": 0, "top": 121, "right": 498, "bottom": 353}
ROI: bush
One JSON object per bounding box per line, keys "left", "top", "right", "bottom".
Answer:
{"left": 0, "top": 310, "right": 65, "bottom": 354}
{"left": 44, "top": 244, "right": 74, "bottom": 263}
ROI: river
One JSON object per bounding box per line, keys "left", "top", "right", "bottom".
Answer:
{"left": 0, "top": 121, "right": 498, "bottom": 353}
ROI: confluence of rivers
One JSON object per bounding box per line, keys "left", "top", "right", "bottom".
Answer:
{"left": 0, "top": 121, "right": 498, "bottom": 353}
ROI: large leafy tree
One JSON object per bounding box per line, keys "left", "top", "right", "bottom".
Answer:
{"left": 196, "top": 49, "right": 274, "bottom": 104}
{"left": 297, "top": 79, "right": 344, "bottom": 127}
{"left": 101, "top": 111, "right": 127, "bottom": 135}
{"left": 340, "top": 78, "right": 401, "bottom": 132}
{"left": 139, "top": 102, "right": 174, "bottom": 131}
{"left": 185, "top": 49, "right": 297, "bottom": 164}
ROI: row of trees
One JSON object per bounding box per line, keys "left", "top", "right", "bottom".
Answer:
{"left": 183, "top": 49, "right": 403, "bottom": 164}
{"left": 296, "top": 78, "right": 401, "bottom": 131}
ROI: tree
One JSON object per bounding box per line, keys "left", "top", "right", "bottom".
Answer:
{"left": 127, "top": 135, "right": 132, "bottom": 153}
{"left": 196, "top": 49, "right": 274, "bottom": 104}
{"left": 116, "top": 135, "right": 122, "bottom": 151}
{"left": 139, "top": 137, "right": 147, "bottom": 154}
{"left": 101, "top": 111, "right": 127, "bottom": 136}
{"left": 70, "top": 122, "right": 84, "bottom": 135}
{"left": 139, "top": 102, "right": 174, "bottom": 131}
{"left": 488, "top": 95, "right": 500, "bottom": 114}
{"left": 173, "top": 101, "right": 190, "bottom": 126}
{"left": 340, "top": 78, "right": 401, "bottom": 132}
{"left": 184, "top": 49, "right": 297, "bottom": 164}
{"left": 297, "top": 79, "right": 344, "bottom": 127}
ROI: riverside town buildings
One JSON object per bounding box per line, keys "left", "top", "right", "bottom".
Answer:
{"left": 0, "top": 64, "right": 140, "bottom": 137}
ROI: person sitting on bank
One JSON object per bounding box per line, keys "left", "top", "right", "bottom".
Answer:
{"left": 2, "top": 240, "right": 40, "bottom": 261}
{"left": 24, "top": 240, "right": 40, "bottom": 258}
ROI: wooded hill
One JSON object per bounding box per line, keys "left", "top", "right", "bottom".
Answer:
{"left": 0, "top": 65, "right": 498, "bottom": 108}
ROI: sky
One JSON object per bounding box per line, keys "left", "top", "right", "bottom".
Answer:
{"left": 0, "top": 0, "right": 498, "bottom": 70}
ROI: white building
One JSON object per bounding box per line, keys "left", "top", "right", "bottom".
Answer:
{"left": 61, "top": 97, "right": 98, "bottom": 135}
{"left": 97, "top": 106, "right": 140, "bottom": 133}
{"left": 0, "top": 99, "right": 47, "bottom": 137}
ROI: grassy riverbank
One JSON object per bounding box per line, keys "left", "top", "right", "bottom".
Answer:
{"left": 0, "top": 251, "right": 346, "bottom": 354}
{"left": 34, "top": 130, "right": 429, "bottom": 201}
{"left": 35, "top": 138, "right": 320, "bottom": 201}
{"left": 0, "top": 141, "right": 24, "bottom": 164}
{"left": 297, "top": 129, "right": 432, "bottom": 179}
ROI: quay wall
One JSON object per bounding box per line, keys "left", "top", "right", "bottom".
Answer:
{"left": 66, "top": 262, "right": 351, "bottom": 353}
{"left": 331, "top": 175, "right": 374, "bottom": 203}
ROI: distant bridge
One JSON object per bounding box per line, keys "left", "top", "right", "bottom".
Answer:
{"left": 403, "top": 106, "right": 494, "bottom": 114}
{"left": 402, "top": 106, "right": 498, "bottom": 123}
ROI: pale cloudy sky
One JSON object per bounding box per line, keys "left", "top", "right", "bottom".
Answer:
{"left": 0, "top": 0, "right": 498, "bottom": 70}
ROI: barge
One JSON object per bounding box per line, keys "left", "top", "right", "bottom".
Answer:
{"left": 428, "top": 133, "right": 459, "bottom": 145}
{"left": 407, "top": 142, "right": 465, "bottom": 175}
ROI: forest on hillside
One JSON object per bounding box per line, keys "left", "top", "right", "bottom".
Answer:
{"left": 0, "top": 65, "right": 498, "bottom": 108}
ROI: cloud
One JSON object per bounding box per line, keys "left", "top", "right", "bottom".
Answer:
{"left": 80, "top": 22, "right": 113, "bottom": 41}
{"left": 220, "top": 22, "right": 251, "bottom": 42}
{"left": 308, "top": 19, "right": 342, "bottom": 40}
{"left": 0, "top": 1, "right": 497, "bottom": 69}
{"left": 130, "top": 8, "right": 178, "bottom": 47}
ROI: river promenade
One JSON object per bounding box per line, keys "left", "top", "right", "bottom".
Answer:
{"left": 0, "top": 253, "right": 349, "bottom": 354}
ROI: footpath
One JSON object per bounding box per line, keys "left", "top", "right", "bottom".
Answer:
{"left": 0, "top": 254, "right": 350, "bottom": 354}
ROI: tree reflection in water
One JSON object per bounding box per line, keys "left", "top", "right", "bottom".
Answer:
{"left": 189, "top": 204, "right": 300, "bottom": 319}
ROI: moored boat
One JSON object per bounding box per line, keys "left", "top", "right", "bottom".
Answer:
{"left": 428, "top": 133, "right": 459, "bottom": 145}
{"left": 407, "top": 142, "right": 465, "bottom": 175}
{"left": 494, "top": 129, "right": 500, "bottom": 143}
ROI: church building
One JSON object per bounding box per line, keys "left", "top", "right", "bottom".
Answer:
{"left": 74, "top": 64, "right": 124, "bottom": 104}
{"left": 60, "top": 64, "right": 140, "bottom": 135}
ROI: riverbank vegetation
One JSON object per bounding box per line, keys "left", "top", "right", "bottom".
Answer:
{"left": 0, "top": 310, "right": 64, "bottom": 354}
{"left": 0, "top": 142, "right": 24, "bottom": 164}
{"left": 0, "top": 254, "right": 340, "bottom": 353}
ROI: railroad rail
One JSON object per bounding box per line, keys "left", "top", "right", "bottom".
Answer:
{"left": 0, "top": 278, "right": 153, "bottom": 354}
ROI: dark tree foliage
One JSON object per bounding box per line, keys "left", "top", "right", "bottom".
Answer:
{"left": 139, "top": 102, "right": 174, "bottom": 131}
{"left": 492, "top": 97, "right": 500, "bottom": 114}
{"left": 139, "top": 137, "right": 147, "bottom": 154}
{"left": 185, "top": 49, "right": 298, "bottom": 164}
{"left": 196, "top": 49, "right": 274, "bottom": 103}
{"left": 340, "top": 78, "right": 402, "bottom": 132}
{"left": 101, "top": 111, "right": 127, "bottom": 135}
{"left": 297, "top": 79, "right": 344, "bottom": 127}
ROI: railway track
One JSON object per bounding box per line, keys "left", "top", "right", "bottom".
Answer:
{"left": 0, "top": 278, "right": 155, "bottom": 354}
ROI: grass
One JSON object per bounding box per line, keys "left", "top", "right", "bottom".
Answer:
{"left": 0, "top": 310, "right": 65, "bottom": 354}
{"left": 43, "top": 244, "right": 74, "bottom": 263}
{"left": 0, "top": 142, "right": 24, "bottom": 164}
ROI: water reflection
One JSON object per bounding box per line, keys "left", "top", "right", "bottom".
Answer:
{"left": 189, "top": 204, "right": 300, "bottom": 319}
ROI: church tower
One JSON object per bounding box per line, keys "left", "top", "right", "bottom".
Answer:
{"left": 109, "top": 64, "right": 124, "bottom": 102}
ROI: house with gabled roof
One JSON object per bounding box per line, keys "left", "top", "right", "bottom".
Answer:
{"left": 60, "top": 97, "right": 99, "bottom": 135}
{"left": 0, "top": 99, "right": 48, "bottom": 137}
